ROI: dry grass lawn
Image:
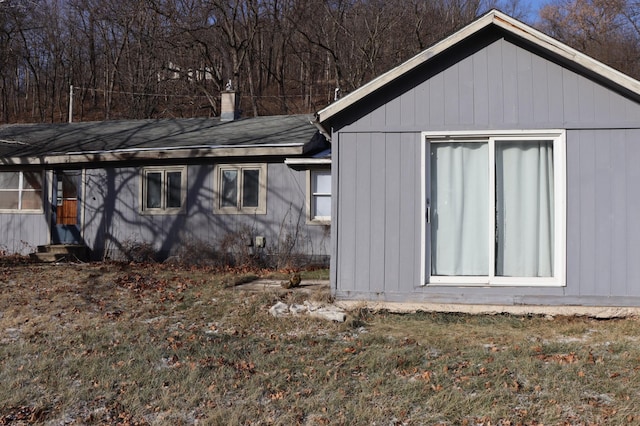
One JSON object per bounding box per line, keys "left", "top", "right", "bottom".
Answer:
{"left": 1, "top": 261, "right": 640, "bottom": 425}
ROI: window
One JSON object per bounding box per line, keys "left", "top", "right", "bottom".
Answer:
{"left": 140, "top": 167, "right": 186, "bottom": 214}
{"left": 307, "top": 169, "right": 331, "bottom": 223}
{"left": 214, "top": 164, "right": 267, "bottom": 214}
{"left": 424, "top": 131, "right": 565, "bottom": 286}
{"left": 0, "top": 171, "right": 43, "bottom": 212}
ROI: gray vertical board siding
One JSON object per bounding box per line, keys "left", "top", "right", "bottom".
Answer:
{"left": 610, "top": 86, "right": 627, "bottom": 121}
{"left": 330, "top": 132, "right": 339, "bottom": 294}
{"left": 565, "top": 129, "right": 640, "bottom": 299}
{"left": 354, "top": 134, "right": 371, "bottom": 291}
{"left": 443, "top": 61, "right": 460, "bottom": 125}
{"left": 335, "top": 131, "right": 422, "bottom": 296}
{"left": 501, "top": 39, "right": 518, "bottom": 125}
{"left": 545, "top": 58, "right": 564, "bottom": 124}
{"left": 458, "top": 52, "right": 474, "bottom": 125}
{"left": 367, "top": 98, "right": 382, "bottom": 129}
{"left": 531, "top": 54, "right": 550, "bottom": 124}
{"left": 626, "top": 96, "right": 640, "bottom": 122}
{"left": 593, "top": 83, "right": 611, "bottom": 124}
{"left": 624, "top": 129, "right": 640, "bottom": 293}
{"left": 516, "top": 45, "right": 534, "bottom": 124}
{"left": 82, "top": 169, "right": 102, "bottom": 255}
{"left": 341, "top": 37, "right": 640, "bottom": 133}
{"left": 577, "top": 131, "right": 598, "bottom": 295}
{"left": 119, "top": 168, "right": 146, "bottom": 244}
{"left": 204, "top": 161, "right": 329, "bottom": 258}
{"left": 428, "top": 73, "right": 445, "bottom": 126}
{"left": 578, "top": 74, "right": 596, "bottom": 124}
{"left": 369, "top": 133, "right": 386, "bottom": 293}
{"left": 83, "top": 167, "right": 140, "bottom": 258}
{"left": 266, "top": 163, "right": 330, "bottom": 259}
{"left": 398, "top": 133, "right": 421, "bottom": 292}
{"left": 412, "top": 133, "right": 423, "bottom": 290}
{"left": 593, "top": 130, "right": 613, "bottom": 296}
{"left": 82, "top": 169, "right": 103, "bottom": 256}
{"left": 337, "top": 133, "right": 358, "bottom": 292}
{"left": 472, "top": 46, "right": 489, "bottom": 126}
{"left": 401, "top": 80, "right": 416, "bottom": 126}
{"left": 184, "top": 164, "right": 215, "bottom": 246}
{"left": 331, "top": 35, "right": 640, "bottom": 304}
{"left": 386, "top": 94, "right": 402, "bottom": 127}
{"left": 383, "top": 134, "right": 402, "bottom": 293}
{"left": 414, "top": 77, "right": 429, "bottom": 125}
{"left": 565, "top": 132, "right": 581, "bottom": 297}
{"left": 0, "top": 214, "right": 48, "bottom": 254}
{"left": 486, "top": 40, "right": 504, "bottom": 126}
{"left": 562, "top": 68, "right": 580, "bottom": 124}
{"left": 610, "top": 130, "right": 628, "bottom": 296}
{"left": 82, "top": 162, "right": 328, "bottom": 261}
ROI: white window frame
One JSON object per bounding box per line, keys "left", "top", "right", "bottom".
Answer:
{"left": 140, "top": 166, "right": 187, "bottom": 215}
{"left": 0, "top": 170, "right": 44, "bottom": 213}
{"left": 214, "top": 163, "right": 267, "bottom": 215}
{"left": 306, "top": 169, "right": 331, "bottom": 224}
{"left": 420, "top": 130, "right": 566, "bottom": 287}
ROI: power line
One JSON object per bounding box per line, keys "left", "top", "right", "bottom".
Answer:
{"left": 72, "top": 86, "right": 325, "bottom": 100}
{"left": 74, "top": 86, "right": 211, "bottom": 99}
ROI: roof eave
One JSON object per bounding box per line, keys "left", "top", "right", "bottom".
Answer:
{"left": 0, "top": 144, "right": 308, "bottom": 166}
{"left": 284, "top": 158, "right": 331, "bottom": 170}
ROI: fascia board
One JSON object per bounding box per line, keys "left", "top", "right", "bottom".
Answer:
{"left": 0, "top": 144, "right": 306, "bottom": 166}
{"left": 284, "top": 158, "right": 331, "bottom": 166}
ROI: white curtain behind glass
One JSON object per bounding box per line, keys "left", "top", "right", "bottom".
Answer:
{"left": 495, "top": 141, "right": 554, "bottom": 277}
{"left": 430, "top": 142, "right": 489, "bottom": 276}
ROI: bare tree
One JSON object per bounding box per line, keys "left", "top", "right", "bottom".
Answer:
{"left": 7, "top": 0, "right": 619, "bottom": 123}
{"left": 538, "top": 0, "right": 640, "bottom": 78}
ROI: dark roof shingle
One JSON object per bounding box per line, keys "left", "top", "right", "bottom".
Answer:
{"left": 0, "top": 115, "right": 318, "bottom": 159}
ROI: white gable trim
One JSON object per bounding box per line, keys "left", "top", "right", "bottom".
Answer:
{"left": 317, "top": 10, "right": 640, "bottom": 124}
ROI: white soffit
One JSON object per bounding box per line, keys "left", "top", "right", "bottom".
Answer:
{"left": 284, "top": 158, "right": 331, "bottom": 166}
{"left": 316, "top": 9, "right": 640, "bottom": 124}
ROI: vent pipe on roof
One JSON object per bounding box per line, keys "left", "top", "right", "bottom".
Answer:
{"left": 221, "top": 81, "right": 239, "bottom": 121}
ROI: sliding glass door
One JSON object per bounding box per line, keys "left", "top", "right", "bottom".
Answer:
{"left": 427, "top": 132, "right": 565, "bottom": 286}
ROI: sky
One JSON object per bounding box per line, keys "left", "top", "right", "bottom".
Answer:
{"left": 522, "top": 0, "right": 549, "bottom": 23}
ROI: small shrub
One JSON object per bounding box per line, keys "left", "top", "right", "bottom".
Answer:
{"left": 218, "top": 226, "right": 265, "bottom": 269}
{"left": 121, "top": 239, "right": 158, "bottom": 263}
{"left": 0, "top": 252, "right": 33, "bottom": 266}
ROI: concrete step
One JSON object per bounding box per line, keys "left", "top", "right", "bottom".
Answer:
{"left": 31, "top": 244, "right": 89, "bottom": 262}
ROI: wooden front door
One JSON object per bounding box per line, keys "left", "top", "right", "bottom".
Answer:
{"left": 52, "top": 170, "right": 81, "bottom": 244}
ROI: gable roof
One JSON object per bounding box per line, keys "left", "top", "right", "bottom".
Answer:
{"left": 0, "top": 114, "right": 324, "bottom": 165}
{"left": 316, "top": 9, "right": 640, "bottom": 128}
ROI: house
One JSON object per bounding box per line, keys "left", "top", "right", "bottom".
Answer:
{"left": 0, "top": 91, "right": 330, "bottom": 264}
{"left": 316, "top": 9, "right": 640, "bottom": 311}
